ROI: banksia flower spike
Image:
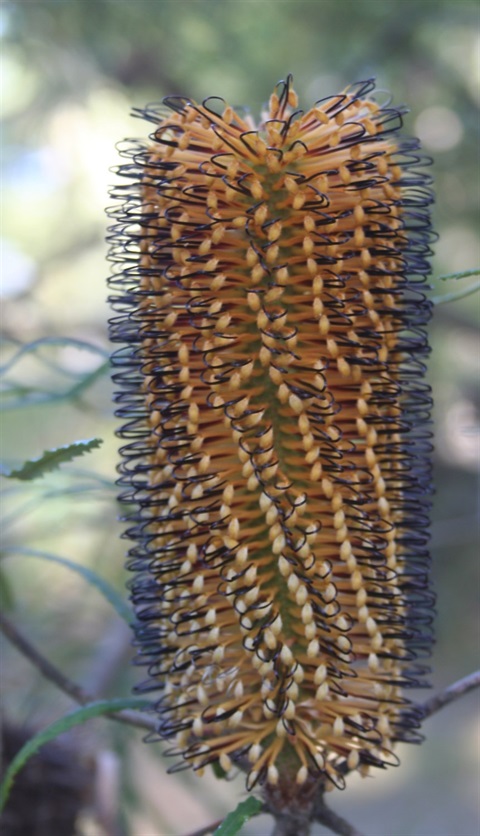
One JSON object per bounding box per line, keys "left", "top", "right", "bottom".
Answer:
{"left": 108, "top": 76, "right": 434, "bottom": 798}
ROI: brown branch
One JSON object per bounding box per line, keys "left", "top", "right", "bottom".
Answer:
{"left": 0, "top": 610, "right": 92, "bottom": 704}
{"left": 84, "top": 618, "right": 132, "bottom": 698}
{"left": 0, "top": 611, "right": 156, "bottom": 734}
{"left": 420, "top": 670, "right": 480, "bottom": 719}
{"left": 314, "top": 798, "right": 366, "bottom": 836}
{"left": 269, "top": 814, "right": 311, "bottom": 836}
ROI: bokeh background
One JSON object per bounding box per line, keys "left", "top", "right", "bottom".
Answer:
{"left": 1, "top": 1, "right": 479, "bottom": 834}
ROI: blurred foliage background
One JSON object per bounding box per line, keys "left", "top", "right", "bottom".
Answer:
{"left": 1, "top": 1, "right": 479, "bottom": 834}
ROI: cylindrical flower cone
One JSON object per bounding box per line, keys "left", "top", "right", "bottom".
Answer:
{"left": 108, "top": 76, "right": 434, "bottom": 796}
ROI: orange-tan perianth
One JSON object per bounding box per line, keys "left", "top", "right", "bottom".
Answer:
{"left": 109, "top": 77, "right": 434, "bottom": 791}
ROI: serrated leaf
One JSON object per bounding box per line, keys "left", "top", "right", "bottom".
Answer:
{"left": 214, "top": 797, "right": 263, "bottom": 836}
{"left": 1, "top": 438, "right": 103, "bottom": 481}
{"left": 3, "top": 547, "right": 131, "bottom": 624}
{"left": 0, "top": 698, "right": 150, "bottom": 812}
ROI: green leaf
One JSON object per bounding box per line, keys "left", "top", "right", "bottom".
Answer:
{"left": 3, "top": 548, "right": 131, "bottom": 624}
{"left": 0, "top": 336, "right": 109, "bottom": 377}
{"left": 0, "top": 567, "right": 14, "bottom": 610}
{"left": 66, "top": 360, "right": 110, "bottom": 400}
{"left": 214, "top": 797, "right": 263, "bottom": 836}
{"left": 0, "top": 337, "right": 110, "bottom": 410}
{"left": 0, "top": 698, "right": 150, "bottom": 812}
{"left": 211, "top": 760, "right": 228, "bottom": 780}
{"left": 0, "top": 360, "right": 110, "bottom": 410}
{"left": 437, "top": 268, "right": 480, "bottom": 282}
{"left": 432, "top": 279, "right": 480, "bottom": 306}
{"left": 1, "top": 438, "right": 103, "bottom": 481}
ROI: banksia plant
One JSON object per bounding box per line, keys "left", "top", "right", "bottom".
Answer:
{"left": 108, "top": 76, "right": 434, "bottom": 818}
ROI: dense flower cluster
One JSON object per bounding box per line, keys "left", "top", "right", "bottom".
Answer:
{"left": 108, "top": 77, "right": 434, "bottom": 791}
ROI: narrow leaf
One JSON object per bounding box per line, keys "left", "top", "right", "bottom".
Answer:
{"left": 0, "top": 567, "right": 14, "bottom": 610}
{"left": 66, "top": 360, "right": 110, "bottom": 400}
{"left": 0, "top": 361, "right": 110, "bottom": 411}
{"left": 437, "top": 268, "right": 480, "bottom": 282}
{"left": 0, "top": 698, "right": 150, "bottom": 812}
{"left": 214, "top": 797, "right": 263, "bottom": 836}
{"left": 0, "top": 336, "right": 109, "bottom": 377}
{"left": 1, "top": 438, "right": 103, "bottom": 481}
{"left": 3, "top": 548, "right": 131, "bottom": 624}
{"left": 432, "top": 279, "right": 480, "bottom": 306}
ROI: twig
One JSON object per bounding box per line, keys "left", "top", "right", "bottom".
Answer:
{"left": 0, "top": 611, "right": 156, "bottom": 734}
{"left": 315, "top": 799, "right": 362, "bottom": 836}
{"left": 314, "top": 796, "right": 365, "bottom": 836}
{"left": 0, "top": 610, "right": 91, "bottom": 704}
{"left": 269, "top": 813, "right": 311, "bottom": 836}
{"left": 84, "top": 618, "right": 132, "bottom": 698}
{"left": 420, "top": 670, "right": 480, "bottom": 719}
